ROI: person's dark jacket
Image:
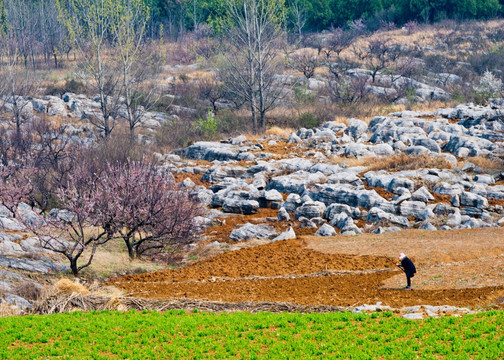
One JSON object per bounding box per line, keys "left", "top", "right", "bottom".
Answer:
{"left": 400, "top": 257, "right": 416, "bottom": 277}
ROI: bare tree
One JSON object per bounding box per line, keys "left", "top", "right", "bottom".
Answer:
{"left": 0, "top": 163, "right": 33, "bottom": 218}
{"left": 327, "top": 76, "right": 368, "bottom": 105}
{"left": 289, "top": 0, "right": 306, "bottom": 40}
{"left": 110, "top": 0, "right": 164, "bottom": 142}
{"left": 56, "top": 0, "right": 121, "bottom": 139}
{"left": 289, "top": 53, "right": 319, "bottom": 79}
{"left": 218, "top": 0, "right": 285, "bottom": 132}
{"left": 304, "top": 34, "right": 324, "bottom": 56}
{"left": 198, "top": 78, "right": 226, "bottom": 112}
{"left": 322, "top": 28, "right": 355, "bottom": 59}
{"left": 328, "top": 57, "right": 357, "bottom": 79}
{"left": 29, "top": 117, "right": 75, "bottom": 214}
{"left": 0, "top": 50, "right": 38, "bottom": 138}
{"left": 352, "top": 38, "right": 401, "bottom": 83}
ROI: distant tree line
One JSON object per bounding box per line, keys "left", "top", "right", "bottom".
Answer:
{"left": 146, "top": 0, "right": 504, "bottom": 36}
{"left": 1, "top": 0, "right": 503, "bottom": 48}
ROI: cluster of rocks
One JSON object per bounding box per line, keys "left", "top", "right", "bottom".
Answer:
{"left": 274, "top": 66, "right": 454, "bottom": 106}
{"left": 0, "top": 204, "right": 68, "bottom": 312}
{"left": 167, "top": 101, "right": 504, "bottom": 242}
{"left": 0, "top": 93, "right": 179, "bottom": 145}
{"left": 353, "top": 302, "right": 473, "bottom": 319}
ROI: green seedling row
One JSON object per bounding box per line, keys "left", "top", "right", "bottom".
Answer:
{"left": 1, "top": 310, "right": 503, "bottom": 359}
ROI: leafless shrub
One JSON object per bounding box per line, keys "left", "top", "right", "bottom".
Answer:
{"left": 404, "top": 21, "right": 419, "bottom": 34}
{"left": 289, "top": 54, "right": 320, "bottom": 79}
{"left": 322, "top": 28, "right": 355, "bottom": 59}
{"left": 13, "top": 281, "right": 44, "bottom": 301}
{"left": 326, "top": 76, "right": 369, "bottom": 104}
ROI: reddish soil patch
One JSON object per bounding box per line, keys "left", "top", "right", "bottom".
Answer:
{"left": 364, "top": 185, "right": 395, "bottom": 200}
{"left": 430, "top": 193, "right": 452, "bottom": 204}
{"left": 172, "top": 172, "right": 209, "bottom": 187}
{"left": 203, "top": 208, "right": 318, "bottom": 242}
{"left": 109, "top": 234, "right": 504, "bottom": 309}
{"left": 203, "top": 208, "right": 288, "bottom": 242}
{"left": 488, "top": 198, "right": 504, "bottom": 206}
{"left": 492, "top": 180, "right": 504, "bottom": 186}
{"left": 255, "top": 141, "right": 305, "bottom": 159}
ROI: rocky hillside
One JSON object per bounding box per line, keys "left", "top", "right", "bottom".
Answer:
{"left": 163, "top": 101, "right": 504, "bottom": 245}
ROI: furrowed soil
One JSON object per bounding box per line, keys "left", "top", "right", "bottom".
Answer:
{"left": 109, "top": 229, "right": 504, "bottom": 309}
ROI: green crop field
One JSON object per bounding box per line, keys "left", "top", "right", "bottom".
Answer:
{"left": 1, "top": 310, "right": 503, "bottom": 359}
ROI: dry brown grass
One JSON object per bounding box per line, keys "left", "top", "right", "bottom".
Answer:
{"left": 0, "top": 303, "right": 22, "bottom": 317}
{"left": 365, "top": 154, "right": 455, "bottom": 172}
{"left": 464, "top": 156, "right": 504, "bottom": 174}
{"left": 13, "top": 281, "right": 44, "bottom": 301}
{"left": 266, "top": 126, "right": 295, "bottom": 138}
{"left": 328, "top": 153, "right": 455, "bottom": 172}
{"left": 53, "top": 279, "right": 90, "bottom": 295}
{"left": 328, "top": 155, "right": 374, "bottom": 168}
{"left": 81, "top": 240, "right": 168, "bottom": 279}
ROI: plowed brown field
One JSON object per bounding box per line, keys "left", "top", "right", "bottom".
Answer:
{"left": 109, "top": 234, "right": 504, "bottom": 309}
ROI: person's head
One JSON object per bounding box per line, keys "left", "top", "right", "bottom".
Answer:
{"left": 399, "top": 253, "right": 406, "bottom": 260}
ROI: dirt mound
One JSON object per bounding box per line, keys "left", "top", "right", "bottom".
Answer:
{"left": 113, "top": 240, "right": 392, "bottom": 283}
{"left": 109, "top": 239, "right": 504, "bottom": 309}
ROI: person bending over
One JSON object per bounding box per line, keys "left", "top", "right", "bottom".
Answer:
{"left": 397, "top": 253, "right": 416, "bottom": 290}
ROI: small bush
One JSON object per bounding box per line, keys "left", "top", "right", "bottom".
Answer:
{"left": 14, "top": 281, "right": 44, "bottom": 301}
{"left": 473, "top": 70, "right": 503, "bottom": 103}
{"left": 298, "top": 112, "right": 320, "bottom": 128}
{"left": 156, "top": 117, "right": 197, "bottom": 149}
{"left": 46, "top": 79, "right": 86, "bottom": 96}
{"left": 196, "top": 110, "right": 219, "bottom": 139}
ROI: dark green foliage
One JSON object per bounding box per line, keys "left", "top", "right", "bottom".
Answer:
{"left": 146, "top": 0, "right": 504, "bottom": 34}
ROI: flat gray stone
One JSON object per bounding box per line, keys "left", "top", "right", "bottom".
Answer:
{"left": 229, "top": 223, "right": 278, "bottom": 241}
{"left": 402, "top": 313, "right": 423, "bottom": 320}
{"left": 0, "top": 256, "right": 69, "bottom": 274}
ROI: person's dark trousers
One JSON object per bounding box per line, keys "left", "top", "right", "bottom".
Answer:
{"left": 406, "top": 276, "right": 411, "bottom": 288}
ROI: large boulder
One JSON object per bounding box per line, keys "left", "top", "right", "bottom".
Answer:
{"left": 0, "top": 256, "right": 69, "bottom": 273}
{"left": 222, "top": 199, "right": 259, "bottom": 215}
{"left": 229, "top": 223, "right": 278, "bottom": 241}
{"left": 460, "top": 192, "right": 488, "bottom": 209}
{"left": 309, "top": 184, "right": 394, "bottom": 212}
{"left": 330, "top": 213, "right": 362, "bottom": 234}
{"left": 400, "top": 201, "right": 427, "bottom": 218}
{"left": 324, "top": 203, "right": 359, "bottom": 220}
{"left": 179, "top": 142, "right": 240, "bottom": 161}
{"left": 366, "top": 207, "right": 410, "bottom": 227}
{"left": 314, "top": 224, "right": 337, "bottom": 236}
{"left": 294, "top": 201, "right": 327, "bottom": 220}
{"left": 364, "top": 173, "right": 415, "bottom": 193}
{"left": 0, "top": 217, "right": 24, "bottom": 231}
{"left": 0, "top": 240, "right": 24, "bottom": 256}
{"left": 277, "top": 208, "right": 290, "bottom": 221}
{"left": 345, "top": 118, "right": 368, "bottom": 139}
{"left": 282, "top": 194, "right": 302, "bottom": 213}
{"left": 266, "top": 171, "right": 326, "bottom": 195}
{"left": 443, "top": 135, "right": 494, "bottom": 155}
{"left": 272, "top": 227, "right": 296, "bottom": 241}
